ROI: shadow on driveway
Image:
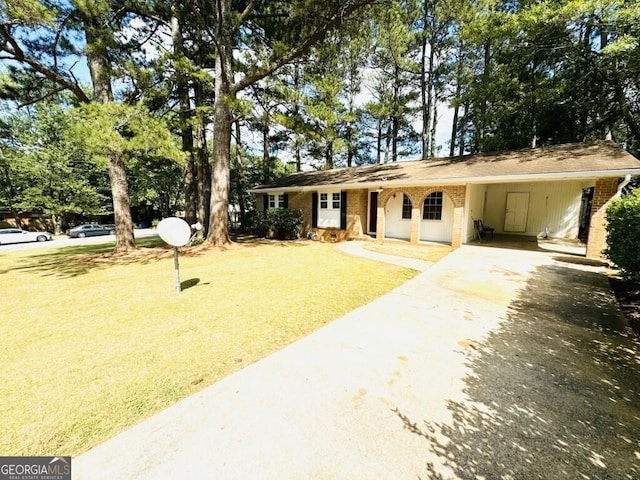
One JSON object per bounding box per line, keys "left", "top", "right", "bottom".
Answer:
{"left": 397, "top": 261, "right": 640, "bottom": 479}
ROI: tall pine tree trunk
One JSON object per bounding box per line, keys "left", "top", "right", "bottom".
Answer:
{"left": 326, "top": 141, "right": 334, "bottom": 169}
{"left": 84, "top": 17, "right": 135, "bottom": 252}
{"left": 346, "top": 123, "right": 354, "bottom": 167}
{"left": 208, "top": 94, "right": 232, "bottom": 245}
{"left": 262, "top": 111, "right": 271, "bottom": 182}
{"left": 392, "top": 64, "right": 400, "bottom": 162}
{"left": 530, "top": 57, "right": 538, "bottom": 148}
{"left": 377, "top": 119, "right": 383, "bottom": 164}
{"left": 384, "top": 121, "right": 391, "bottom": 163}
{"left": 421, "top": 29, "right": 429, "bottom": 158}
{"left": 391, "top": 116, "right": 399, "bottom": 162}
{"left": 430, "top": 102, "right": 438, "bottom": 157}
{"left": 234, "top": 121, "right": 246, "bottom": 226}
{"left": 172, "top": 13, "right": 197, "bottom": 226}
{"left": 295, "top": 135, "right": 302, "bottom": 172}
{"left": 450, "top": 102, "right": 459, "bottom": 157}
{"left": 459, "top": 101, "right": 469, "bottom": 156}
{"left": 194, "top": 82, "right": 209, "bottom": 232}
{"left": 420, "top": 7, "right": 435, "bottom": 159}
{"left": 477, "top": 40, "right": 491, "bottom": 153}
{"left": 450, "top": 41, "right": 464, "bottom": 157}
{"left": 293, "top": 63, "right": 303, "bottom": 172}
{"left": 206, "top": 0, "right": 233, "bottom": 246}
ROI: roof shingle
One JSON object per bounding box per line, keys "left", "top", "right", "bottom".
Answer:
{"left": 253, "top": 142, "right": 640, "bottom": 191}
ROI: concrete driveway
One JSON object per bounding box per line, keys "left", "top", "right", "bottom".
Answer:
{"left": 73, "top": 244, "right": 640, "bottom": 480}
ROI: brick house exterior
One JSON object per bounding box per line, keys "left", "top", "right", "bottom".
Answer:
{"left": 253, "top": 142, "right": 640, "bottom": 259}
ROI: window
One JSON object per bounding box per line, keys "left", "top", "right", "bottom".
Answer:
{"left": 320, "top": 192, "right": 340, "bottom": 210}
{"left": 317, "top": 190, "right": 342, "bottom": 228}
{"left": 423, "top": 191, "right": 443, "bottom": 220}
{"left": 332, "top": 192, "right": 341, "bottom": 209}
{"left": 268, "top": 194, "right": 285, "bottom": 209}
{"left": 402, "top": 194, "right": 412, "bottom": 219}
{"left": 320, "top": 193, "right": 328, "bottom": 209}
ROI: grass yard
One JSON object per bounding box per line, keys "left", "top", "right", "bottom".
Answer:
{"left": 0, "top": 238, "right": 415, "bottom": 457}
{"left": 363, "top": 241, "right": 454, "bottom": 263}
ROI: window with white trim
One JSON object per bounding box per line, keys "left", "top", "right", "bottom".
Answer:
{"left": 402, "top": 194, "right": 412, "bottom": 219}
{"left": 332, "top": 192, "right": 341, "bottom": 209}
{"left": 423, "top": 191, "right": 443, "bottom": 220}
{"left": 320, "top": 193, "right": 328, "bottom": 209}
{"left": 317, "top": 190, "right": 341, "bottom": 228}
{"left": 268, "top": 194, "right": 285, "bottom": 209}
{"left": 320, "top": 192, "right": 341, "bottom": 210}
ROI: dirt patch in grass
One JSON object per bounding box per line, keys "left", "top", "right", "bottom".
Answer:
{"left": 610, "top": 277, "right": 640, "bottom": 336}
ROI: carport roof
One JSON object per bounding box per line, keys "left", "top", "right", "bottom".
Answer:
{"left": 253, "top": 141, "right": 640, "bottom": 192}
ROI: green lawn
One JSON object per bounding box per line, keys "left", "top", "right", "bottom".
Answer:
{"left": 0, "top": 238, "right": 414, "bottom": 456}
{"left": 363, "top": 241, "right": 454, "bottom": 262}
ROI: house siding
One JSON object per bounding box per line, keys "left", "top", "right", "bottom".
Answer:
{"left": 483, "top": 181, "right": 591, "bottom": 238}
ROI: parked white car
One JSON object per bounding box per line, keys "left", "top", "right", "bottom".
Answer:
{"left": 0, "top": 228, "right": 53, "bottom": 245}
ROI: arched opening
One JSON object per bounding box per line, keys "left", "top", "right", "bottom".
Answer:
{"left": 384, "top": 192, "right": 412, "bottom": 240}
{"left": 419, "top": 191, "right": 454, "bottom": 243}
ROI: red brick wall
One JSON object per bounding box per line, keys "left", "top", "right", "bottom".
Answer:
{"left": 586, "top": 178, "right": 619, "bottom": 259}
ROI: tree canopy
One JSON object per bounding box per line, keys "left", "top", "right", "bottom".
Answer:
{"left": 1, "top": 0, "right": 638, "bottom": 247}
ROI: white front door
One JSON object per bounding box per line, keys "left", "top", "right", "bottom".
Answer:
{"left": 384, "top": 193, "right": 411, "bottom": 240}
{"left": 504, "top": 192, "right": 529, "bottom": 232}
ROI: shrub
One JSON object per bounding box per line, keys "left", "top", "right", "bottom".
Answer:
{"left": 243, "top": 210, "right": 269, "bottom": 237}
{"left": 189, "top": 236, "right": 205, "bottom": 247}
{"left": 266, "top": 208, "right": 304, "bottom": 240}
{"left": 242, "top": 209, "right": 304, "bottom": 240}
{"left": 604, "top": 189, "right": 640, "bottom": 281}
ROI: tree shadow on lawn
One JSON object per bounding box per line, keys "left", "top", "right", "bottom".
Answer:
{"left": 14, "top": 237, "right": 315, "bottom": 278}
{"left": 13, "top": 237, "right": 204, "bottom": 278}
{"left": 395, "top": 262, "right": 640, "bottom": 480}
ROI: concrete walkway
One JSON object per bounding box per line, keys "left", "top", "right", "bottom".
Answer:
{"left": 73, "top": 244, "right": 640, "bottom": 480}
{"left": 337, "top": 241, "right": 434, "bottom": 271}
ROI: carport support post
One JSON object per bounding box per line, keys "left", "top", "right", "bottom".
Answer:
{"left": 173, "top": 247, "right": 181, "bottom": 293}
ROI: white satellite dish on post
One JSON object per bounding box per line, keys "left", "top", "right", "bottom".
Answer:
{"left": 157, "top": 217, "right": 192, "bottom": 292}
{"left": 157, "top": 217, "right": 191, "bottom": 247}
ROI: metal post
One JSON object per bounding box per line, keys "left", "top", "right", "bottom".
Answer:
{"left": 173, "top": 246, "right": 181, "bottom": 293}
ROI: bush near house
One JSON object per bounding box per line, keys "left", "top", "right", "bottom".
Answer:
{"left": 242, "top": 209, "right": 303, "bottom": 240}
{"left": 266, "top": 208, "right": 304, "bottom": 240}
{"left": 243, "top": 210, "right": 268, "bottom": 237}
{"left": 605, "top": 189, "right": 640, "bottom": 281}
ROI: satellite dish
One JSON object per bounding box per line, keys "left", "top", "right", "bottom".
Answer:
{"left": 157, "top": 217, "right": 191, "bottom": 247}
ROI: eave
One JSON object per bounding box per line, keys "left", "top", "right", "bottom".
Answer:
{"left": 250, "top": 168, "right": 640, "bottom": 194}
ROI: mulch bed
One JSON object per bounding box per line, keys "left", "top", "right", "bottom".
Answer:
{"left": 610, "top": 277, "right": 640, "bottom": 336}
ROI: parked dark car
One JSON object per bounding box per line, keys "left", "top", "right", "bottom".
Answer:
{"left": 67, "top": 224, "right": 115, "bottom": 238}
{"left": 0, "top": 228, "right": 52, "bottom": 245}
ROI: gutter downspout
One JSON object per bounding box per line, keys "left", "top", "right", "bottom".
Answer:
{"left": 614, "top": 174, "right": 632, "bottom": 199}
